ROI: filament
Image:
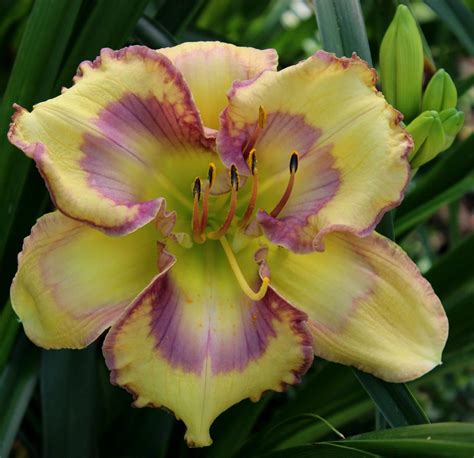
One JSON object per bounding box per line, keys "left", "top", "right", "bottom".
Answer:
{"left": 200, "top": 163, "right": 216, "bottom": 234}
{"left": 208, "top": 165, "right": 239, "bottom": 239}
{"left": 239, "top": 148, "right": 258, "bottom": 228}
{"left": 243, "top": 106, "right": 267, "bottom": 159}
{"left": 270, "top": 151, "right": 299, "bottom": 218}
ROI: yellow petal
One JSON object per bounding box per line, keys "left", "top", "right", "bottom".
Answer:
{"left": 11, "top": 211, "right": 162, "bottom": 349}
{"left": 218, "top": 51, "right": 411, "bottom": 252}
{"left": 160, "top": 41, "right": 278, "bottom": 130}
{"left": 8, "top": 46, "right": 214, "bottom": 235}
{"left": 262, "top": 231, "right": 448, "bottom": 382}
{"left": 103, "top": 241, "right": 312, "bottom": 447}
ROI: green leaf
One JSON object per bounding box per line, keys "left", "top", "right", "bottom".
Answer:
{"left": 155, "top": 0, "right": 207, "bottom": 35}
{"left": 0, "top": 302, "right": 20, "bottom": 373}
{"left": 265, "top": 424, "right": 474, "bottom": 458}
{"left": 0, "top": 0, "right": 83, "bottom": 265}
{"left": 55, "top": 0, "right": 150, "bottom": 92}
{"left": 352, "top": 371, "right": 429, "bottom": 427}
{"left": 261, "top": 443, "right": 380, "bottom": 457}
{"left": 135, "top": 15, "right": 177, "bottom": 48}
{"left": 208, "top": 397, "right": 272, "bottom": 458}
{"left": 330, "top": 422, "right": 474, "bottom": 457}
{"left": 41, "top": 346, "right": 98, "bottom": 458}
{"left": 0, "top": 333, "right": 39, "bottom": 457}
{"left": 424, "top": 0, "right": 474, "bottom": 55}
{"left": 269, "top": 364, "right": 367, "bottom": 422}
{"left": 395, "top": 173, "right": 474, "bottom": 237}
{"left": 240, "top": 413, "right": 346, "bottom": 456}
{"left": 235, "top": 365, "right": 374, "bottom": 456}
{"left": 425, "top": 232, "right": 474, "bottom": 302}
{"left": 313, "top": 0, "right": 372, "bottom": 64}
{"left": 96, "top": 361, "right": 174, "bottom": 458}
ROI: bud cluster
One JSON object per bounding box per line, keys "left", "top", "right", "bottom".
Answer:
{"left": 379, "top": 5, "right": 464, "bottom": 169}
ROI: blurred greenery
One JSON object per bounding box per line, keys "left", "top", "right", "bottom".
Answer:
{"left": 0, "top": 0, "right": 473, "bottom": 457}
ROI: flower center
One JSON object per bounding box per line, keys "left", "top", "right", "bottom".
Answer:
{"left": 191, "top": 151, "right": 299, "bottom": 243}
{"left": 182, "top": 107, "right": 300, "bottom": 301}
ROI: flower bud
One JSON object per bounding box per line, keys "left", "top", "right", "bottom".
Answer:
{"left": 439, "top": 108, "right": 464, "bottom": 150}
{"left": 407, "top": 111, "right": 446, "bottom": 168}
{"left": 380, "top": 5, "right": 424, "bottom": 122}
{"left": 422, "top": 69, "right": 458, "bottom": 112}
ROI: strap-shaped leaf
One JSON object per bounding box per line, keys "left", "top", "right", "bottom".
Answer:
{"left": 424, "top": 0, "right": 474, "bottom": 55}
{"left": 41, "top": 347, "right": 98, "bottom": 458}
{"left": 0, "top": 0, "right": 83, "bottom": 266}
{"left": 0, "top": 333, "right": 39, "bottom": 458}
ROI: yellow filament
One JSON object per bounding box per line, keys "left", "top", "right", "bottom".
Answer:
{"left": 219, "top": 235, "right": 270, "bottom": 301}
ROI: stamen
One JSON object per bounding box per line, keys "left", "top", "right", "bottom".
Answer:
{"left": 200, "top": 163, "right": 216, "bottom": 234}
{"left": 192, "top": 177, "right": 205, "bottom": 243}
{"left": 239, "top": 148, "right": 259, "bottom": 228}
{"left": 270, "top": 151, "right": 299, "bottom": 218}
{"left": 208, "top": 165, "right": 239, "bottom": 239}
{"left": 220, "top": 235, "right": 270, "bottom": 301}
{"left": 243, "top": 105, "right": 267, "bottom": 159}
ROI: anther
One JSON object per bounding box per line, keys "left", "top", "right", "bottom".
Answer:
{"left": 192, "top": 177, "right": 201, "bottom": 201}
{"left": 243, "top": 106, "right": 267, "bottom": 159}
{"left": 208, "top": 162, "right": 216, "bottom": 189}
{"left": 270, "top": 151, "right": 299, "bottom": 218}
{"left": 258, "top": 105, "right": 267, "bottom": 129}
{"left": 289, "top": 150, "right": 299, "bottom": 174}
{"left": 220, "top": 235, "right": 270, "bottom": 301}
{"left": 249, "top": 148, "right": 257, "bottom": 175}
{"left": 192, "top": 177, "right": 205, "bottom": 243}
{"left": 200, "top": 163, "right": 216, "bottom": 234}
{"left": 239, "top": 148, "right": 259, "bottom": 228}
{"left": 208, "top": 165, "right": 239, "bottom": 239}
{"left": 230, "top": 164, "right": 240, "bottom": 191}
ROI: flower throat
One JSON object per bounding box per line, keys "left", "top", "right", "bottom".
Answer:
{"left": 187, "top": 107, "right": 300, "bottom": 302}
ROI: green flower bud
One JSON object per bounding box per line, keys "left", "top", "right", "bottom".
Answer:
{"left": 439, "top": 108, "right": 465, "bottom": 150}
{"left": 422, "top": 69, "right": 458, "bottom": 112}
{"left": 407, "top": 111, "right": 446, "bottom": 168}
{"left": 380, "top": 5, "right": 424, "bottom": 122}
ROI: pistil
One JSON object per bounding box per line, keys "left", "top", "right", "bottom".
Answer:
{"left": 270, "top": 151, "right": 299, "bottom": 218}
{"left": 239, "top": 148, "right": 258, "bottom": 228}
{"left": 220, "top": 235, "right": 269, "bottom": 301}
{"left": 208, "top": 165, "right": 239, "bottom": 239}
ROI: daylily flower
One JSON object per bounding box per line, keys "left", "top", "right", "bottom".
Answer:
{"left": 8, "top": 42, "right": 448, "bottom": 447}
